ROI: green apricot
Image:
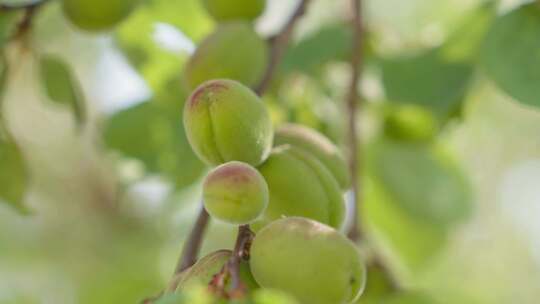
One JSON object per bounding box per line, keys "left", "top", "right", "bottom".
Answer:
{"left": 177, "top": 250, "right": 258, "bottom": 291}
{"left": 274, "top": 123, "right": 350, "bottom": 190}
{"left": 383, "top": 104, "right": 437, "bottom": 142}
{"left": 202, "top": 0, "right": 266, "bottom": 22}
{"left": 203, "top": 161, "right": 269, "bottom": 224}
{"left": 250, "top": 217, "right": 366, "bottom": 304}
{"left": 184, "top": 22, "right": 268, "bottom": 89}
{"left": 62, "top": 0, "right": 138, "bottom": 31}
{"left": 184, "top": 79, "right": 273, "bottom": 166}
{"left": 255, "top": 146, "right": 345, "bottom": 230}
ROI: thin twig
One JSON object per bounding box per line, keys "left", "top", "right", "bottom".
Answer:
{"left": 342, "top": 1, "right": 402, "bottom": 291}
{"left": 157, "top": 207, "right": 209, "bottom": 298}
{"left": 255, "top": 0, "right": 311, "bottom": 95}
{"left": 176, "top": 206, "right": 210, "bottom": 273}
{"left": 346, "top": 0, "right": 364, "bottom": 242}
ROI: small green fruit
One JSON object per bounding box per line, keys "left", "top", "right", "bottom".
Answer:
{"left": 203, "top": 161, "right": 269, "bottom": 224}
{"left": 178, "top": 250, "right": 258, "bottom": 291}
{"left": 183, "top": 79, "right": 273, "bottom": 166}
{"left": 184, "top": 22, "right": 268, "bottom": 89}
{"left": 250, "top": 217, "right": 366, "bottom": 304}
{"left": 202, "top": 0, "right": 266, "bottom": 22}
{"left": 383, "top": 104, "right": 437, "bottom": 142}
{"left": 255, "top": 146, "right": 345, "bottom": 230}
{"left": 62, "top": 0, "right": 138, "bottom": 31}
{"left": 274, "top": 123, "right": 350, "bottom": 190}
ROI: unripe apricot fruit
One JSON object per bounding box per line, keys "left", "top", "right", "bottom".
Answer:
{"left": 62, "top": 0, "right": 138, "bottom": 31}
{"left": 274, "top": 123, "right": 350, "bottom": 190}
{"left": 250, "top": 217, "right": 366, "bottom": 304}
{"left": 254, "top": 145, "right": 345, "bottom": 230}
{"left": 177, "top": 250, "right": 258, "bottom": 291}
{"left": 203, "top": 161, "right": 269, "bottom": 224}
{"left": 202, "top": 0, "right": 266, "bottom": 22}
{"left": 184, "top": 79, "right": 273, "bottom": 166}
{"left": 383, "top": 104, "right": 437, "bottom": 142}
{"left": 184, "top": 22, "right": 268, "bottom": 90}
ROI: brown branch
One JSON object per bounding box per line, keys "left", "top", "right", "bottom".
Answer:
{"left": 346, "top": 0, "right": 364, "bottom": 242}
{"left": 255, "top": 0, "right": 311, "bottom": 95}
{"left": 1, "top": 0, "right": 51, "bottom": 39}
{"left": 342, "top": 1, "right": 402, "bottom": 291}
{"left": 176, "top": 206, "right": 210, "bottom": 273}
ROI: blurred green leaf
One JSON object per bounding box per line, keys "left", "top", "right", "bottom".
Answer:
{"left": 480, "top": 3, "right": 540, "bottom": 108}
{"left": 441, "top": 1, "right": 497, "bottom": 62}
{"left": 39, "top": 55, "right": 86, "bottom": 126}
{"left": 372, "top": 139, "right": 473, "bottom": 226}
{"left": 0, "top": 135, "right": 29, "bottom": 213}
{"left": 356, "top": 264, "right": 396, "bottom": 304}
{"left": 104, "top": 87, "right": 205, "bottom": 189}
{"left": 380, "top": 49, "right": 473, "bottom": 120}
{"left": 282, "top": 24, "right": 352, "bottom": 73}
{"left": 381, "top": 292, "right": 438, "bottom": 304}
{"left": 365, "top": 176, "right": 447, "bottom": 272}
{"left": 117, "top": 0, "right": 213, "bottom": 89}
{"left": 380, "top": 2, "right": 497, "bottom": 121}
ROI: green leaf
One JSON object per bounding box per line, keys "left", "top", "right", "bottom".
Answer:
{"left": 480, "top": 3, "right": 540, "bottom": 108}
{"left": 372, "top": 139, "right": 473, "bottom": 226}
{"left": 381, "top": 292, "right": 438, "bottom": 304}
{"left": 39, "top": 55, "right": 87, "bottom": 126}
{"left": 0, "top": 135, "right": 29, "bottom": 213}
{"left": 380, "top": 49, "right": 473, "bottom": 120}
{"left": 282, "top": 24, "right": 352, "bottom": 73}
{"left": 441, "top": 1, "right": 497, "bottom": 62}
{"left": 365, "top": 176, "right": 447, "bottom": 272}
{"left": 116, "top": 0, "right": 213, "bottom": 89}
{"left": 104, "top": 99, "right": 205, "bottom": 189}
{"left": 380, "top": 2, "right": 496, "bottom": 121}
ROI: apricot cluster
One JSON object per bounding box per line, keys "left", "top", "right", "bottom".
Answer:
{"left": 178, "top": 1, "right": 366, "bottom": 303}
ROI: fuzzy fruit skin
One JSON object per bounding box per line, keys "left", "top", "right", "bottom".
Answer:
{"left": 254, "top": 146, "right": 345, "bottom": 230}
{"left": 184, "top": 22, "right": 268, "bottom": 90}
{"left": 177, "top": 250, "right": 258, "bottom": 291}
{"left": 250, "top": 217, "right": 366, "bottom": 304}
{"left": 62, "top": 0, "right": 138, "bottom": 31}
{"left": 203, "top": 161, "right": 269, "bottom": 224}
{"left": 274, "top": 123, "right": 350, "bottom": 190}
{"left": 202, "top": 0, "right": 266, "bottom": 22}
{"left": 183, "top": 79, "right": 273, "bottom": 166}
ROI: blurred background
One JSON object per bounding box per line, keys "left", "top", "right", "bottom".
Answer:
{"left": 1, "top": 0, "right": 540, "bottom": 303}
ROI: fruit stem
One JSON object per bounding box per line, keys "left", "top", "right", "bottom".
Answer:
{"left": 346, "top": 0, "right": 364, "bottom": 243}
{"left": 228, "top": 224, "right": 254, "bottom": 291}
{"left": 255, "top": 0, "right": 311, "bottom": 95}
{"left": 209, "top": 224, "right": 254, "bottom": 299}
